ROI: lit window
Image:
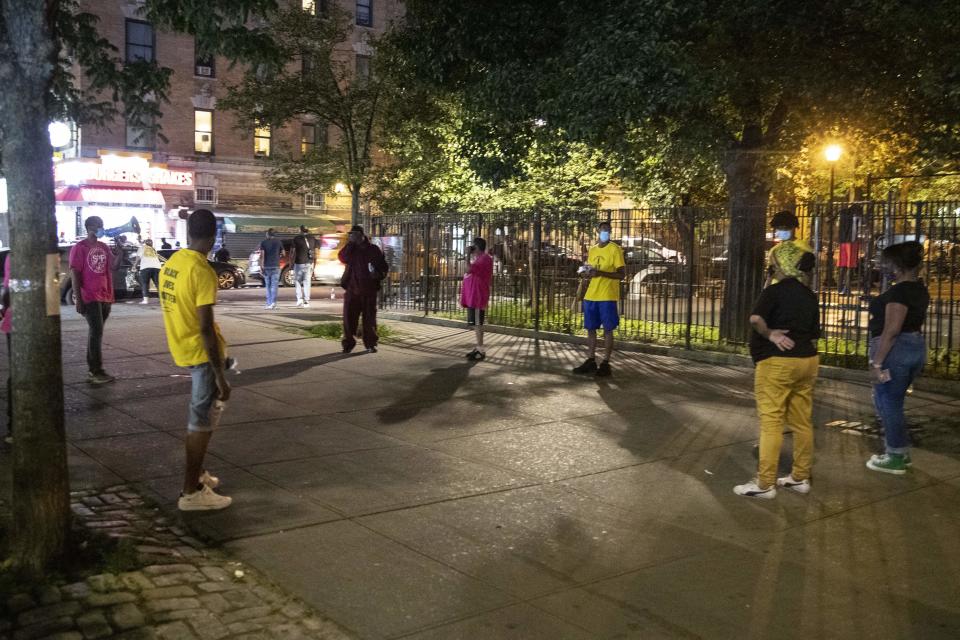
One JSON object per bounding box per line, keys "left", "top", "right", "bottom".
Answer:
{"left": 125, "top": 113, "right": 155, "bottom": 149}
{"left": 194, "top": 38, "right": 215, "bottom": 77}
{"left": 356, "top": 0, "right": 372, "bottom": 26}
{"left": 254, "top": 126, "right": 271, "bottom": 157}
{"left": 300, "top": 122, "right": 320, "bottom": 155}
{"left": 195, "top": 187, "right": 216, "bottom": 204}
{"left": 126, "top": 20, "right": 154, "bottom": 62}
{"left": 304, "top": 193, "right": 324, "bottom": 209}
{"left": 195, "top": 110, "right": 213, "bottom": 154}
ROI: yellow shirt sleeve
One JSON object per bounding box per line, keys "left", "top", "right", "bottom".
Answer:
{"left": 194, "top": 264, "right": 217, "bottom": 308}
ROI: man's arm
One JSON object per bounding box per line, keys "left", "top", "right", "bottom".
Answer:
{"left": 70, "top": 268, "right": 84, "bottom": 313}
{"left": 595, "top": 266, "right": 625, "bottom": 280}
{"left": 197, "top": 304, "right": 230, "bottom": 401}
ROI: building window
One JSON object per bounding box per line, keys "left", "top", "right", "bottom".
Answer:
{"left": 195, "top": 109, "right": 213, "bottom": 154}
{"left": 301, "top": 122, "right": 326, "bottom": 155}
{"left": 304, "top": 193, "right": 324, "bottom": 209}
{"left": 125, "top": 114, "right": 155, "bottom": 149}
{"left": 194, "top": 38, "right": 215, "bottom": 77}
{"left": 355, "top": 54, "right": 371, "bottom": 81}
{"left": 356, "top": 0, "right": 372, "bottom": 26}
{"left": 302, "top": 0, "right": 326, "bottom": 14}
{"left": 301, "top": 51, "right": 314, "bottom": 76}
{"left": 125, "top": 20, "right": 154, "bottom": 62}
{"left": 254, "top": 125, "right": 271, "bottom": 157}
{"left": 195, "top": 187, "right": 216, "bottom": 204}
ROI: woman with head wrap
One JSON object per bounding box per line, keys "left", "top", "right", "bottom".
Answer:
{"left": 735, "top": 248, "right": 820, "bottom": 499}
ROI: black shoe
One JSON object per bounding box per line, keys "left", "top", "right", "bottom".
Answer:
{"left": 466, "top": 349, "right": 479, "bottom": 360}
{"left": 342, "top": 344, "right": 355, "bottom": 354}
{"left": 470, "top": 350, "right": 486, "bottom": 362}
{"left": 595, "top": 360, "right": 612, "bottom": 377}
{"left": 367, "top": 346, "right": 378, "bottom": 353}
{"left": 573, "top": 358, "right": 597, "bottom": 375}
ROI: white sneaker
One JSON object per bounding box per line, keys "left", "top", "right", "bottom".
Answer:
{"left": 776, "top": 474, "right": 811, "bottom": 495}
{"left": 302, "top": 302, "right": 310, "bottom": 308}
{"left": 295, "top": 301, "right": 304, "bottom": 308}
{"left": 178, "top": 485, "right": 231, "bottom": 511}
{"left": 139, "top": 298, "right": 148, "bottom": 305}
{"left": 733, "top": 479, "right": 777, "bottom": 499}
{"left": 199, "top": 470, "right": 220, "bottom": 489}
{"left": 88, "top": 372, "right": 116, "bottom": 385}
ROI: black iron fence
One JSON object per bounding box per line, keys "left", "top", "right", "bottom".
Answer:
{"left": 364, "top": 201, "right": 960, "bottom": 379}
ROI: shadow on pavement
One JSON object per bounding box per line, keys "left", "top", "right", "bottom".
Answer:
{"left": 374, "top": 362, "right": 477, "bottom": 424}
{"left": 236, "top": 351, "right": 356, "bottom": 386}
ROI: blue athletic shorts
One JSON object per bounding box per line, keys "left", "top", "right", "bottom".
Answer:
{"left": 582, "top": 300, "right": 619, "bottom": 331}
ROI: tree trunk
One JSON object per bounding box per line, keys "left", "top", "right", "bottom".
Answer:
{"left": 2, "top": 0, "right": 71, "bottom": 578}
{"left": 351, "top": 182, "right": 361, "bottom": 226}
{"left": 720, "top": 131, "right": 772, "bottom": 343}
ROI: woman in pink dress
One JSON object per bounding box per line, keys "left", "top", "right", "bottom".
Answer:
{"left": 461, "top": 238, "right": 493, "bottom": 361}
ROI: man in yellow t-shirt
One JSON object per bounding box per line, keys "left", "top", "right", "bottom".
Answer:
{"left": 159, "top": 209, "right": 232, "bottom": 512}
{"left": 573, "top": 221, "right": 625, "bottom": 377}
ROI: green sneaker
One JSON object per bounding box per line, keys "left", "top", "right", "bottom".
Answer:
{"left": 866, "top": 453, "right": 908, "bottom": 476}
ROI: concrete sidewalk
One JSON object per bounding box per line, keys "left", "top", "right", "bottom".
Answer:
{"left": 3, "top": 291, "right": 960, "bottom": 639}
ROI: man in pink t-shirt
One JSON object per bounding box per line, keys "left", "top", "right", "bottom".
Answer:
{"left": 69, "top": 216, "right": 122, "bottom": 385}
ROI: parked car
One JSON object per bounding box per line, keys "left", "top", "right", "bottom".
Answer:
{"left": 157, "top": 249, "right": 246, "bottom": 290}
{"left": 620, "top": 236, "right": 685, "bottom": 263}
{"left": 246, "top": 233, "right": 347, "bottom": 286}
{"left": 625, "top": 245, "right": 686, "bottom": 298}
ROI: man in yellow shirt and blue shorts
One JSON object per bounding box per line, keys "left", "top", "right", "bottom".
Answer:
{"left": 160, "top": 209, "right": 233, "bottom": 511}
{"left": 573, "top": 221, "right": 625, "bottom": 377}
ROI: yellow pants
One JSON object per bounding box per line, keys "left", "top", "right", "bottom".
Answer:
{"left": 754, "top": 356, "right": 819, "bottom": 488}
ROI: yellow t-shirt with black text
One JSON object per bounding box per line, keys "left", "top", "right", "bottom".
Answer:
{"left": 159, "top": 249, "right": 226, "bottom": 367}
{"left": 584, "top": 242, "right": 625, "bottom": 302}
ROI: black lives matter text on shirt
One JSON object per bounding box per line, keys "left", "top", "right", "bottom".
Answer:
{"left": 749, "top": 277, "right": 821, "bottom": 363}
{"left": 868, "top": 280, "right": 929, "bottom": 337}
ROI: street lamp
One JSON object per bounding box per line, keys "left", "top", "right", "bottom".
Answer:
{"left": 48, "top": 121, "right": 72, "bottom": 149}
{"left": 824, "top": 144, "right": 842, "bottom": 211}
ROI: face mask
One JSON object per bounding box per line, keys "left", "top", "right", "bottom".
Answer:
{"left": 598, "top": 231, "right": 611, "bottom": 243}
{"left": 774, "top": 230, "right": 792, "bottom": 241}
{"left": 94, "top": 228, "right": 105, "bottom": 239}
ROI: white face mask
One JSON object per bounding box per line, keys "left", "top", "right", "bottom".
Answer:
{"left": 774, "top": 229, "right": 793, "bottom": 241}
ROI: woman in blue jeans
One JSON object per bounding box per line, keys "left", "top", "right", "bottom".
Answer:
{"left": 866, "top": 241, "right": 929, "bottom": 475}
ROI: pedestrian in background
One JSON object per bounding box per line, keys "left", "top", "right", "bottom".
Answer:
{"left": 735, "top": 249, "right": 819, "bottom": 499}
{"left": 866, "top": 241, "right": 929, "bottom": 475}
{"left": 461, "top": 237, "right": 493, "bottom": 361}
{"left": 214, "top": 244, "right": 231, "bottom": 263}
{"left": 159, "top": 209, "right": 232, "bottom": 511}
{"left": 338, "top": 225, "right": 388, "bottom": 353}
{"left": 1, "top": 256, "right": 12, "bottom": 444}
{"left": 70, "top": 216, "right": 122, "bottom": 385}
{"left": 572, "top": 221, "right": 625, "bottom": 377}
{"left": 136, "top": 238, "right": 162, "bottom": 304}
{"left": 258, "top": 228, "right": 284, "bottom": 310}
{"left": 291, "top": 225, "right": 315, "bottom": 308}
{"left": 161, "top": 238, "right": 172, "bottom": 250}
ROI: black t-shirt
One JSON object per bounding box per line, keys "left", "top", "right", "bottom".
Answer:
{"left": 291, "top": 234, "right": 315, "bottom": 265}
{"left": 868, "top": 280, "right": 929, "bottom": 337}
{"left": 749, "top": 278, "right": 821, "bottom": 363}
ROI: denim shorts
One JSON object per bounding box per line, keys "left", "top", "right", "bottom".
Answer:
{"left": 583, "top": 300, "right": 619, "bottom": 331}
{"left": 188, "top": 363, "right": 219, "bottom": 433}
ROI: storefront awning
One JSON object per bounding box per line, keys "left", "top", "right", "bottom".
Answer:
{"left": 55, "top": 186, "right": 166, "bottom": 208}
{"left": 218, "top": 214, "right": 343, "bottom": 234}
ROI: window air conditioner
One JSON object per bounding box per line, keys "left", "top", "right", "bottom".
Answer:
{"left": 196, "top": 66, "right": 213, "bottom": 77}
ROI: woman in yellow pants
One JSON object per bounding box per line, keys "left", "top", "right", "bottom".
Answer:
{"left": 735, "top": 249, "right": 820, "bottom": 499}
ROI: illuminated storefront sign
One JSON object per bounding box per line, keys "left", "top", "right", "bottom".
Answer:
{"left": 55, "top": 157, "right": 193, "bottom": 189}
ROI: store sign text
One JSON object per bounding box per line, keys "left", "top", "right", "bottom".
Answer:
{"left": 55, "top": 161, "right": 194, "bottom": 188}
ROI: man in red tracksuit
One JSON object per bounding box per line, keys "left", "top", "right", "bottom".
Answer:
{"left": 338, "top": 225, "right": 388, "bottom": 353}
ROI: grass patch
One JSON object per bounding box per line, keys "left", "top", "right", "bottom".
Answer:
{"left": 305, "top": 322, "right": 400, "bottom": 343}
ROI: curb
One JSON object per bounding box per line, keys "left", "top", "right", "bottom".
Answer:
{"left": 379, "top": 312, "right": 960, "bottom": 398}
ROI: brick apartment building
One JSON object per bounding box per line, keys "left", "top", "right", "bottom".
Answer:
{"left": 42, "top": 0, "right": 401, "bottom": 249}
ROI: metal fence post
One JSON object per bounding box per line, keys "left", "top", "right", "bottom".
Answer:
{"left": 423, "top": 213, "right": 432, "bottom": 316}
{"left": 685, "top": 207, "right": 696, "bottom": 350}
{"left": 533, "top": 209, "right": 542, "bottom": 336}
